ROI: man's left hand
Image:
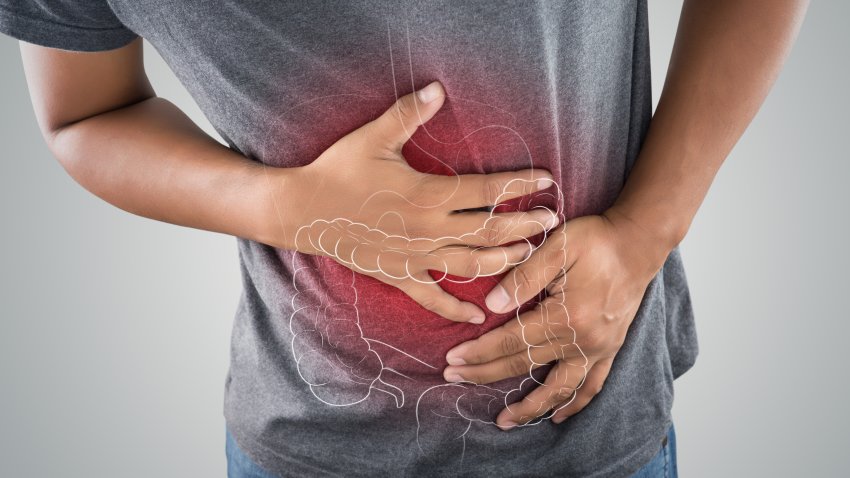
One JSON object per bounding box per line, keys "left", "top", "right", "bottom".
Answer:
{"left": 442, "top": 209, "right": 671, "bottom": 430}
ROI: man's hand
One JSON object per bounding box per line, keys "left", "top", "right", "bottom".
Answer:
{"left": 20, "top": 41, "right": 556, "bottom": 326}
{"left": 441, "top": 208, "right": 671, "bottom": 429}
{"left": 437, "top": 0, "right": 809, "bottom": 428}
{"left": 272, "top": 81, "right": 557, "bottom": 323}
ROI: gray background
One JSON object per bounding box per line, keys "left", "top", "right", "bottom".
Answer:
{"left": 0, "top": 2, "right": 846, "bottom": 476}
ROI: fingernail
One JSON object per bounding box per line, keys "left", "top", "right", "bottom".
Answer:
{"left": 446, "top": 344, "right": 469, "bottom": 365}
{"left": 498, "top": 420, "right": 518, "bottom": 431}
{"left": 485, "top": 284, "right": 511, "bottom": 313}
{"left": 468, "top": 311, "right": 485, "bottom": 325}
{"left": 444, "top": 370, "right": 465, "bottom": 383}
{"left": 417, "top": 81, "right": 442, "bottom": 103}
{"left": 539, "top": 209, "right": 558, "bottom": 229}
{"left": 535, "top": 177, "right": 552, "bottom": 191}
{"left": 552, "top": 416, "right": 566, "bottom": 424}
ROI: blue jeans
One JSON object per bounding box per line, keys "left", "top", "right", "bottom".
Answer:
{"left": 630, "top": 423, "right": 678, "bottom": 478}
{"left": 225, "top": 423, "right": 678, "bottom": 478}
{"left": 226, "top": 431, "right": 279, "bottom": 478}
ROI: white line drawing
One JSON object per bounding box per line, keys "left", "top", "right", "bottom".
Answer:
{"left": 254, "top": 18, "right": 588, "bottom": 466}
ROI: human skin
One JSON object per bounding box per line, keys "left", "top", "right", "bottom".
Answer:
{"left": 19, "top": 45, "right": 555, "bottom": 324}
{"left": 441, "top": 0, "right": 810, "bottom": 430}
{"left": 17, "top": 0, "right": 809, "bottom": 436}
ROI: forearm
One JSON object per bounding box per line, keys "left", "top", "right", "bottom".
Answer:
{"left": 608, "top": 0, "right": 808, "bottom": 257}
{"left": 47, "top": 96, "right": 298, "bottom": 248}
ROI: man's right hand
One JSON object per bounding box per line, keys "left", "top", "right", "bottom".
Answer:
{"left": 267, "top": 81, "right": 557, "bottom": 324}
{"left": 19, "top": 37, "right": 553, "bottom": 326}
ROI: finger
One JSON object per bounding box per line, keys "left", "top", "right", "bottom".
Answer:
{"left": 441, "top": 208, "right": 559, "bottom": 247}
{"left": 444, "top": 299, "right": 568, "bottom": 365}
{"left": 420, "top": 241, "right": 532, "bottom": 279}
{"left": 394, "top": 273, "right": 485, "bottom": 324}
{"left": 495, "top": 359, "right": 589, "bottom": 430}
{"left": 443, "top": 318, "right": 586, "bottom": 385}
{"left": 551, "top": 357, "right": 614, "bottom": 424}
{"left": 366, "top": 81, "right": 446, "bottom": 152}
{"left": 454, "top": 299, "right": 577, "bottom": 365}
{"left": 443, "top": 340, "right": 585, "bottom": 385}
{"left": 421, "top": 169, "right": 555, "bottom": 211}
{"left": 485, "top": 226, "right": 567, "bottom": 314}
{"left": 445, "top": 313, "right": 523, "bottom": 366}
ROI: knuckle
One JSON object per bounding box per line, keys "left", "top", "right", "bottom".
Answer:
{"left": 499, "top": 333, "right": 524, "bottom": 357}
{"left": 404, "top": 220, "right": 427, "bottom": 240}
{"left": 507, "top": 355, "right": 529, "bottom": 377}
{"left": 417, "top": 295, "right": 442, "bottom": 315}
{"left": 482, "top": 220, "right": 503, "bottom": 246}
{"left": 513, "top": 265, "right": 536, "bottom": 292}
{"left": 591, "top": 383, "right": 605, "bottom": 396}
{"left": 461, "top": 256, "right": 482, "bottom": 278}
{"left": 554, "top": 386, "right": 576, "bottom": 401}
{"left": 602, "top": 309, "right": 619, "bottom": 324}
{"left": 569, "top": 306, "right": 589, "bottom": 329}
{"left": 394, "top": 97, "right": 413, "bottom": 120}
{"left": 407, "top": 252, "right": 429, "bottom": 271}
{"left": 613, "top": 333, "right": 626, "bottom": 350}
{"left": 483, "top": 178, "right": 505, "bottom": 206}
{"left": 551, "top": 343, "right": 568, "bottom": 360}
{"left": 582, "top": 329, "right": 608, "bottom": 351}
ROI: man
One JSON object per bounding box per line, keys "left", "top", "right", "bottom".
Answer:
{"left": 0, "top": 1, "right": 807, "bottom": 476}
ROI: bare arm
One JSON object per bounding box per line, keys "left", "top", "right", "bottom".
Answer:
{"left": 19, "top": 40, "right": 554, "bottom": 323}
{"left": 608, "top": 0, "right": 810, "bottom": 259}
{"left": 441, "top": 0, "right": 809, "bottom": 429}
{"left": 20, "top": 39, "right": 280, "bottom": 247}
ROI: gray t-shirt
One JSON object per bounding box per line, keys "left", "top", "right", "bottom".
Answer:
{"left": 0, "top": 1, "right": 698, "bottom": 476}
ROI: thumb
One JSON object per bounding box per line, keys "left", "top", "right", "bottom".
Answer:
{"left": 369, "top": 81, "right": 445, "bottom": 152}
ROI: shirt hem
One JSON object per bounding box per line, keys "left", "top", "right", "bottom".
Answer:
{"left": 0, "top": 5, "right": 138, "bottom": 52}
{"left": 225, "top": 417, "right": 673, "bottom": 478}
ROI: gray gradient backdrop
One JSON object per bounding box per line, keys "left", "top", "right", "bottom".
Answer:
{"left": 0, "top": 2, "right": 846, "bottom": 477}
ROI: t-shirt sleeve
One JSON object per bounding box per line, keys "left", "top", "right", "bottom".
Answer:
{"left": 0, "top": 1, "right": 138, "bottom": 52}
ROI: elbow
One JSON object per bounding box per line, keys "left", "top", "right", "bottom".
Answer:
{"left": 35, "top": 93, "right": 156, "bottom": 176}
{"left": 28, "top": 101, "right": 92, "bottom": 179}
{"left": 41, "top": 120, "right": 101, "bottom": 190}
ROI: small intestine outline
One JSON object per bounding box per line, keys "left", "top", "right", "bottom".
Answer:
{"left": 257, "top": 18, "right": 587, "bottom": 466}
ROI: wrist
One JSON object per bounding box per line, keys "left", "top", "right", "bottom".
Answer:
{"left": 607, "top": 198, "right": 689, "bottom": 246}
{"left": 601, "top": 205, "right": 684, "bottom": 274}
{"left": 251, "top": 163, "right": 308, "bottom": 251}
